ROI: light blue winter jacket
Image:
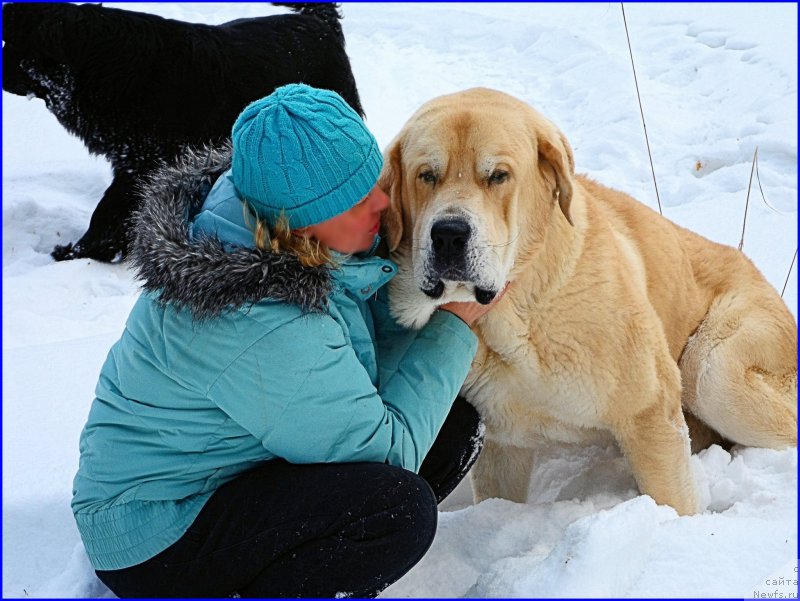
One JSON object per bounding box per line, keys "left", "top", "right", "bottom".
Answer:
{"left": 71, "top": 146, "right": 477, "bottom": 571}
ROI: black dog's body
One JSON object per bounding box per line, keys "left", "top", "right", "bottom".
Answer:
{"left": 2, "top": 2, "right": 364, "bottom": 261}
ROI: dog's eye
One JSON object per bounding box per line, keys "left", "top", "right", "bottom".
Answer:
{"left": 488, "top": 170, "right": 509, "bottom": 185}
{"left": 419, "top": 171, "right": 437, "bottom": 186}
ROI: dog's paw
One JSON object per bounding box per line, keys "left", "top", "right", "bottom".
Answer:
{"left": 51, "top": 242, "right": 78, "bottom": 262}
{"left": 51, "top": 241, "right": 125, "bottom": 263}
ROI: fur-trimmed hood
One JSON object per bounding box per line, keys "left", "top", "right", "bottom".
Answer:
{"left": 129, "top": 144, "right": 332, "bottom": 318}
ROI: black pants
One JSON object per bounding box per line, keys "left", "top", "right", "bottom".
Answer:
{"left": 96, "top": 397, "right": 484, "bottom": 598}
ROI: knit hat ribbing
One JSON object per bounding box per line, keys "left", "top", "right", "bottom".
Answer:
{"left": 231, "top": 84, "right": 383, "bottom": 229}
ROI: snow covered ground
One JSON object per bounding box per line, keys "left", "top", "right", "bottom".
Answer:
{"left": 3, "top": 2, "right": 797, "bottom": 598}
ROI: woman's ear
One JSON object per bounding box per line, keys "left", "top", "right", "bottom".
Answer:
{"left": 377, "top": 136, "right": 405, "bottom": 252}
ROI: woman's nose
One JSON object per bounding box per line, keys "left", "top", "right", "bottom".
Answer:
{"left": 372, "top": 187, "right": 391, "bottom": 212}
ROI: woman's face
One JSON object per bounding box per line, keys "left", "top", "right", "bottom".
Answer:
{"left": 300, "top": 185, "right": 390, "bottom": 254}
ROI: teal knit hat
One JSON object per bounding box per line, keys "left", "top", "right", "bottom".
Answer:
{"left": 231, "top": 84, "right": 383, "bottom": 228}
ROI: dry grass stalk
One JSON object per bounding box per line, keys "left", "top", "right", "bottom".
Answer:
{"left": 781, "top": 249, "right": 797, "bottom": 299}
{"left": 621, "top": 2, "right": 663, "bottom": 216}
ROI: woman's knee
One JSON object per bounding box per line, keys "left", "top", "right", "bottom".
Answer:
{"left": 354, "top": 463, "right": 438, "bottom": 524}
{"left": 340, "top": 464, "right": 438, "bottom": 555}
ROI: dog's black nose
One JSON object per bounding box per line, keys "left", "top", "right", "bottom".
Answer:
{"left": 431, "top": 219, "right": 471, "bottom": 261}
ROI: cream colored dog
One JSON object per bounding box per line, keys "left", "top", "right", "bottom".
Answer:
{"left": 379, "top": 87, "right": 797, "bottom": 516}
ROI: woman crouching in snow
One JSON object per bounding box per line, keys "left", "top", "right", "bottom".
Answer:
{"left": 71, "top": 84, "right": 504, "bottom": 598}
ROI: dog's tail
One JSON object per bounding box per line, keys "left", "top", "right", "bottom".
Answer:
{"left": 272, "top": 3, "right": 344, "bottom": 40}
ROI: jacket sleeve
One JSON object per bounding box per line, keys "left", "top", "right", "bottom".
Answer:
{"left": 368, "top": 285, "right": 479, "bottom": 447}
{"left": 205, "top": 306, "right": 477, "bottom": 473}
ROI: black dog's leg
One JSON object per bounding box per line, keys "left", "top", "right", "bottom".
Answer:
{"left": 51, "top": 171, "right": 140, "bottom": 263}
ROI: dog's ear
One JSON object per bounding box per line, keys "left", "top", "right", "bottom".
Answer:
{"left": 2, "top": 3, "right": 46, "bottom": 46}
{"left": 2, "top": 4, "right": 18, "bottom": 43}
{"left": 377, "top": 136, "right": 405, "bottom": 252}
{"left": 537, "top": 127, "right": 575, "bottom": 226}
{"left": 7, "top": 3, "right": 76, "bottom": 64}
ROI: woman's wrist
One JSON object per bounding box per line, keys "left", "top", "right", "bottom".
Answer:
{"left": 436, "top": 306, "right": 473, "bottom": 327}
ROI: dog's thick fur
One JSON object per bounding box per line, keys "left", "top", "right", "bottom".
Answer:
{"left": 2, "top": 2, "right": 364, "bottom": 262}
{"left": 379, "top": 87, "right": 798, "bottom": 515}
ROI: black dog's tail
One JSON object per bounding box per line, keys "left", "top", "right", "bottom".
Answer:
{"left": 271, "top": 3, "right": 344, "bottom": 40}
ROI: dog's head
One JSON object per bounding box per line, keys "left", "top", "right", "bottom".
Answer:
{"left": 379, "top": 87, "right": 574, "bottom": 329}
{"left": 1, "top": 3, "right": 80, "bottom": 97}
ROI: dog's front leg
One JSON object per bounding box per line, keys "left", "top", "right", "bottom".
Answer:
{"left": 613, "top": 398, "right": 700, "bottom": 516}
{"left": 52, "top": 170, "right": 139, "bottom": 262}
{"left": 470, "top": 436, "right": 535, "bottom": 504}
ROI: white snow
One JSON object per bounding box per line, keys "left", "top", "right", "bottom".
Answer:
{"left": 3, "top": 2, "right": 797, "bottom": 598}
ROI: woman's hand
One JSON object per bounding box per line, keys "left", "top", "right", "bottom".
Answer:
{"left": 438, "top": 282, "right": 510, "bottom": 327}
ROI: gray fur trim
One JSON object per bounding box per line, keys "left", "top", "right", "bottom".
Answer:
{"left": 129, "top": 143, "right": 332, "bottom": 319}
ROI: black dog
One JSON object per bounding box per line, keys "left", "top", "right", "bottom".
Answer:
{"left": 2, "top": 2, "right": 365, "bottom": 262}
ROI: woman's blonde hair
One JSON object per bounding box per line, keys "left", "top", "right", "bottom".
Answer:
{"left": 245, "top": 203, "right": 333, "bottom": 268}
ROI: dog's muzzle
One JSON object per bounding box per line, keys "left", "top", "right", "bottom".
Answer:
{"left": 421, "top": 218, "right": 497, "bottom": 304}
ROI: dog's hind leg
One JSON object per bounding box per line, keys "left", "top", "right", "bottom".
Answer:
{"left": 52, "top": 171, "right": 139, "bottom": 262}
{"left": 679, "top": 290, "right": 798, "bottom": 449}
{"left": 683, "top": 410, "right": 730, "bottom": 453}
{"left": 470, "top": 437, "right": 535, "bottom": 504}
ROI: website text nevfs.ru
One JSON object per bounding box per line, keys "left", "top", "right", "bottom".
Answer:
{"left": 753, "top": 566, "right": 799, "bottom": 599}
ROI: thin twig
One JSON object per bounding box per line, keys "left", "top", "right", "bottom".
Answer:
{"left": 781, "top": 248, "right": 797, "bottom": 298}
{"left": 739, "top": 147, "right": 758, "bottom": 251}
{"left": 621, "top": 2, "right": 663, "bottom": 216}
{"left": 753, "top": 149, "right": 780, "bottom": 214}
